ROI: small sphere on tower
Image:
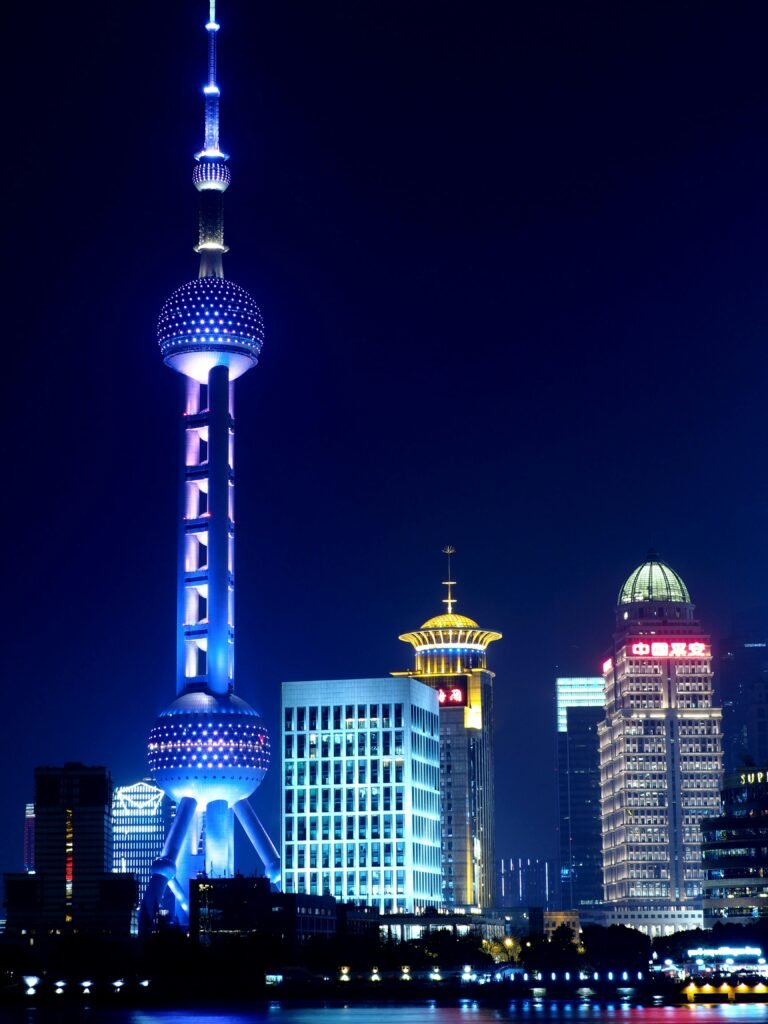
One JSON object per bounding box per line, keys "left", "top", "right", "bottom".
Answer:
{"left": 193, "top": 161, "right": 232, "bottom": 192}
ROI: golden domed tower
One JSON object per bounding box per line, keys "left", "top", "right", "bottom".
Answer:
{"left": 394, "top": 548, "right": 501, "bottom": 909}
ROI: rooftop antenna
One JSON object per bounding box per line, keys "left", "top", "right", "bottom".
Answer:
{"left": 442, "top": 545, "right": 456, "bottom": 614}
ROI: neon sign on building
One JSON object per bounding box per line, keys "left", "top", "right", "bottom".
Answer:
{"left": 628, "top": 640, "right": 709, "bottom": 658}
{"left": 740, "top": 771, "right": 768, "bottom": 786}
{"left": 438, "top": 687, "right": 466, "bottom": 707}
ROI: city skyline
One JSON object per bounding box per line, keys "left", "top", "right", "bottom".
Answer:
{"left": 3, "top": 0, "right": 768, "bottom": 889}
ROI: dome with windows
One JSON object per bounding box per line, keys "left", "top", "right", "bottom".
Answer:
{"left": 618, "top": 554, "right": 691, "bottom": 605}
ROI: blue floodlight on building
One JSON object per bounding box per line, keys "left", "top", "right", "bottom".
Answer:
{"left": 139, "top": 1, "right": 278, "bottom": 932}
{"left": 281, "top": 679, "right": 442, "bottom": 912}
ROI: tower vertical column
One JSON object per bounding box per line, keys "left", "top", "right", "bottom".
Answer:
{"left": 141, "top": 1, "right": 277, "bottom": 933}
{"left": 206, "top": 363, "right": 232, "bottom": 695}
{"left": 177, "top": 379, "right": 195, "bottom": 695}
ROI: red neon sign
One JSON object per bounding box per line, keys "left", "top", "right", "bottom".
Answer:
{"left": 628, "top": 639, "right": 708, "bottom": 658}
{"left": 602, "top": 658, "right": 613, "bottom": 674}
{"left": 438, "top": 687, "right": 466, "bottom": 707}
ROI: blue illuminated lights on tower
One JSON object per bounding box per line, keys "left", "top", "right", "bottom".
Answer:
{"left": 139, "top": 1, "right": 279, "bottom": 933}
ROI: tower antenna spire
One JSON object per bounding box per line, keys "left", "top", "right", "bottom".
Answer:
{"left": 193, "top": 0, "right": 230, "bottom": 278}
{"left": 203, "top": 0, "right": 221, "bottom": 154}
{"left": 442, "top": 545, "right": 456, "bottom": 614}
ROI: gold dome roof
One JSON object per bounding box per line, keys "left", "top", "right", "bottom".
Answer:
{"left": 420, "top": 612, "right": 480, "bottom": 630}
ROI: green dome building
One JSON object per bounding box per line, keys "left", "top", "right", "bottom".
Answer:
{"left": 598, "top": 552, "right": 722, "bottom": 936}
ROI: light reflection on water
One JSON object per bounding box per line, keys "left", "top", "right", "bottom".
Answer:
{"left": 10, "top": 1005, "right": 768, "bottom": 1024}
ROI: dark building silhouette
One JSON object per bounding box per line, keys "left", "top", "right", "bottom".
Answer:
{"left": 702, "top": 769, "right": 768, "bottom": 926}
{"left": 555, "top": 677, "right": 604, "bottom": 911}
{"left": 189, "top": 876, "right": 336, "bottom": 946}
{"left": 23, "top": 803, "right": 34, "bottom": 873}
{"left": 499, "top": 856, "right": 552, "bottom": 908}
{"left": 558, "top": 705, "right": 604, "bottom": 910}
{"left": 4, "top": 764, "right": 134, "bottom": 937}
{"left": 719, "top": 638, "right": 768, "bottom": 771}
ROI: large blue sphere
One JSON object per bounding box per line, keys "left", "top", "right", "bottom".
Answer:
{"left": 148, "top": 690, "right": 270, "bottom": 806}
{"left": 157, "top": 278, "right": 264, "bottom": 381}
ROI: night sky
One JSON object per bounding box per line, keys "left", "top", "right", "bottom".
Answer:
{"left": 4, "top": 1, "right": 768, "bottom": 884}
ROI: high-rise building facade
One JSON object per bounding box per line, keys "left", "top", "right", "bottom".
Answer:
{"left": 23, "top": 803, "right": 35, "bottom": 873}
{"left": 139, "top": 2, "right": 279, "bottom": 931}
{"left": 499, "top": 856, "right": 552, "bottom": 908}
{"left": 719, "top": 638, "right": 768, "bottom": 771}
{"left": 112, "top": 780, "right": 174, "bottom": 926}
{"left": 395, "top": 552, "right": 501, "bottom": 908}
{"left": 701, "top": 768, "right": 768, "bottom": 926}
{"left": 556, "top": 677, "right": 604, "bottom": 911}
{"left": 599, "top": 554, "right": 722, "bottom": 934}
{"left": 5, "top": 764, "right": 134, "bottom": 936}
{"left": 281, "top": 678, "right": 442, "bottom": 912}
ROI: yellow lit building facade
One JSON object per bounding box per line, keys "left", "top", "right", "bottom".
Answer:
{"left": 599, "top": 554, "right": 722, "bottom": 934}
{"left": 395, "top": 554, "right": 501, "bottom": 909}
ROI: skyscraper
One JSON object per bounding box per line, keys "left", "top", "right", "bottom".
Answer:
{"left": 499, "top": 856, "right": 552, "bottom": 908}
{"left": 701, "top": 768, "right": 768, "bottom": 926}
{"left": 112, "top": 780, "right": 174, "bottom": 926}
{"left": 719, "top": 638, "right": 768, "bottom": 771}
{"left": 599, "top": 553, "right": 722, "bottom": 935}
{"left": 281, "top": 678, "right": 442, "bottom": 912}
{"left": 139, "top": 2, "right": 279, "bottom": 931}
{"left": 395, "top": 549, "right": 501, "bottom": 909}
{"left": 5, "top": 764, "right": 134, "bottom": 936}
{"left": 556, "top": 677, "right": 604, "bottom": 911}
{"left": 23, "top": 803, "right": 35, "bottom": 873}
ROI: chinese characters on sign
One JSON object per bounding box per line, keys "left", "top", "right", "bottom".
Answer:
{"left": 629, "top": 640, "right": 708, "bottom": 658}
{"left": 437, "top": 687, "right": 466, "bottom": 706}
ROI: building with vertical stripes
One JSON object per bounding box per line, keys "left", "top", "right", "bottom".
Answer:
{"left": 281, "top": 678, "right": 442, "bottom": 912}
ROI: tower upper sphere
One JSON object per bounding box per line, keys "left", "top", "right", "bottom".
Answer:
{"left": 618, "top": 553, "right": 691, "bottom": 605}
{"left": 158, "top": 278, "right": 264, "bottom": 382}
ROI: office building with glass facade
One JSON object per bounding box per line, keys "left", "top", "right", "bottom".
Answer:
{"left": 281, "top": 678, "right": 442, "bottom": 912}
{"left": 556, "top": 677, "right": 604, "bottom": 911}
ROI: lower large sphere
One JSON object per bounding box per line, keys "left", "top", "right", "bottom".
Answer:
{"left": 148, "top": 690, "right": 269, "bottom": 806}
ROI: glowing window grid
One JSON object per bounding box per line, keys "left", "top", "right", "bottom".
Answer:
{"left": 556, "top": 677, "right": 604, "bottom": 733}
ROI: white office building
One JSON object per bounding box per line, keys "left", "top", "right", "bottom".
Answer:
{"left": 281, "top": 678, "right": 442, "bottom": 912}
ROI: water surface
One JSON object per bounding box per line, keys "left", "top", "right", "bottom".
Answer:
{"left": 6, "top": 1004, "right": 768, "bottom": 1024}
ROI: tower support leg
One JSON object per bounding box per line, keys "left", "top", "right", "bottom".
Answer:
{"left": 205, "top": 799, "right": 234, "bottom": 877}
{"left": 167, "top": 877, "right": 189, "bottom": 926}
{"left": 139, "top": 796, "right": 198, "bottom": 933}
{"left": 234, "top": 798, "right": 281, "bottom": 884}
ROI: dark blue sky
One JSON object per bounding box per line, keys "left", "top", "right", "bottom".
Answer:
{"left": 3, "top": 1, "right": 768, "bottom": 881}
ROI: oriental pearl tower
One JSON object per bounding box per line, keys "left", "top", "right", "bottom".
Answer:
{"left": 139, "top": 1, "right": 279, "bottom": 932}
